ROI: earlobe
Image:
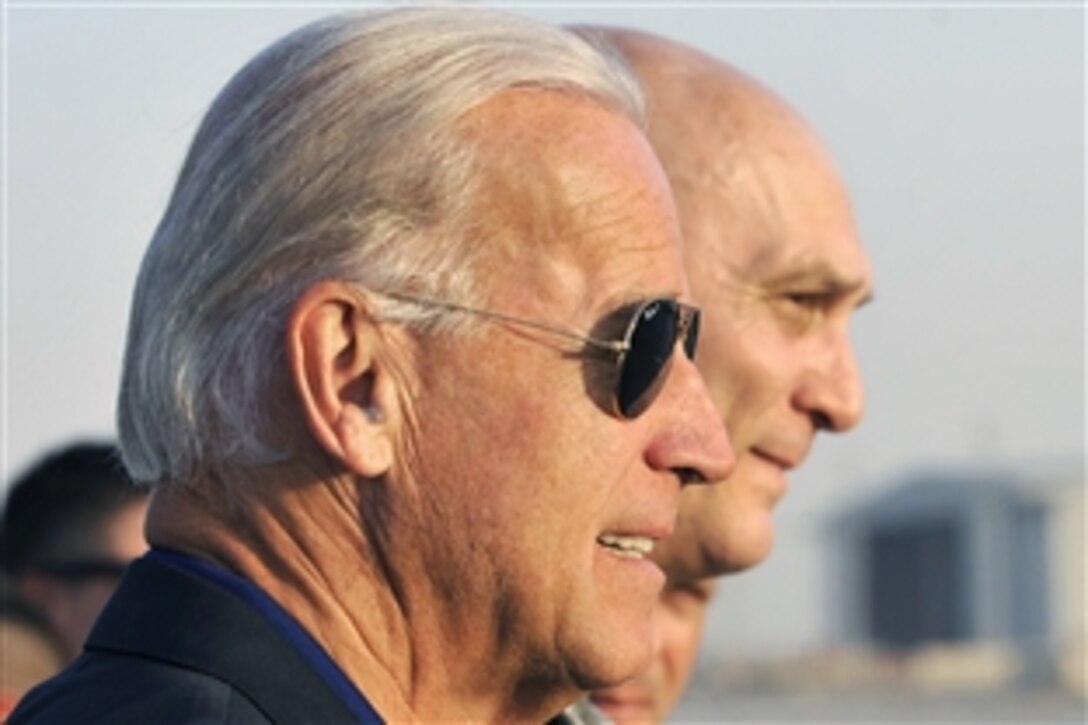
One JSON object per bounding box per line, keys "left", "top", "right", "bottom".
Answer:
{"left": 286, "top": 282, "right": 397, "bottom": 478}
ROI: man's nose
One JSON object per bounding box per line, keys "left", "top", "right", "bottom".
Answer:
{"left": 794, "top": 333, "right": 865, "bottom": 433}
{"left": 644, "top": 352, "right": 735, "bottom": 484}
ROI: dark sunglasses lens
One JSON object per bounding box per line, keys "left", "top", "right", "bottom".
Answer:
{"left": 617, "top": 300, "right": 680, "bottom": 418}
{"left": 683, "top": 308, "right": 700, "bottom": 359}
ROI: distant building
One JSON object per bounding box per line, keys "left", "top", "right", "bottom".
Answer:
{"left": 828, "top": 467, "right": 1085, "bottom": 690}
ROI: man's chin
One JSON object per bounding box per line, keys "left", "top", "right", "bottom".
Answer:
{"left": 654, "top": 512, "right": 775, "bottom": 580}
{"left": 588, "top": 686, "right": 657, "bottom": 724}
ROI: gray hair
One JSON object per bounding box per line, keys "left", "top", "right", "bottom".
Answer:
{"left": 117, "top": 8, "right": 644, "bottom": 489}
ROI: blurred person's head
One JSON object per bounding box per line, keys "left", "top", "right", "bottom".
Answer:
{"left": 2, "top": 442, "right": 148, "bottom": 660}
{"left": 110, "top": 9, "right": 733, "bottom": 720}
{"left": 577, "top": 28, "right": 873, "bottom": 723}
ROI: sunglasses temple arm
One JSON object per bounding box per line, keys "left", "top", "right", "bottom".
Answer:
{"left": 379, "top": 291, "right": 628, "bottom": 355}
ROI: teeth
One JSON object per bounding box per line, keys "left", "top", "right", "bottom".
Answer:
{"left": 597, "top": 534, "right": 655, "bottom": 559}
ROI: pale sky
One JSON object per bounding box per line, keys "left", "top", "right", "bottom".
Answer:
{"left": 3, "top": 2, "right": 1084, "bottom": 655}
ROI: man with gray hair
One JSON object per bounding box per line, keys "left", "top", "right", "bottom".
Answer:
{"left": 11, "top": 8, "right": 732, "bottom": 724}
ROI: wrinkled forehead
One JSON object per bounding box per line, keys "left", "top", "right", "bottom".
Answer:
{"left": 676, "top": 110, "right": 868, "bottom": 281}
{"left": 456, "top": 88, "right": 688, "bottom": 305}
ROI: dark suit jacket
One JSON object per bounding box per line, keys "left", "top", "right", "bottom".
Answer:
{"left": 10, "top": 557, "right": 364, "bottom": 724}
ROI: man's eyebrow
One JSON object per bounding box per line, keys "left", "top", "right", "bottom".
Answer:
{"left": 767, "top": 261, "right": 873, "bottom": 304}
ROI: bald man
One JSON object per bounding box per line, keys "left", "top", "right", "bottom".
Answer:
{"left": 580, "top": 29, "right": 874, "bottom": 723}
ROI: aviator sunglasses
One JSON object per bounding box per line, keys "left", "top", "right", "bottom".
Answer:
{"left": 35, "top": 558, "right": 130, "bottom": 583}
{"left": 382, "top": 292, "right": 701, "bottom": 418}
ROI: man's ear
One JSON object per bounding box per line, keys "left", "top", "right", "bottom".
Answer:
{"left": 286, "top": 281, "right": 398, "bottom": 478}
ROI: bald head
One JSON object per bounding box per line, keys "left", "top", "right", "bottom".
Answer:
{"left": 595, "top": 28, "right": 848, "bottom": 262}
{"left": 599, "top": 29, "right": 799, "bottom": 182}
{"left": 585, "top": 27, "right": 873, "bottom": 582}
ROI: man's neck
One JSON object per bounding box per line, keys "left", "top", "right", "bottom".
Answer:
{"left": 144, "top": 474, "right": 580, "bottom": 723}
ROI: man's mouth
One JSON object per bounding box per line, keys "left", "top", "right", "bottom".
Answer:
{"left": 596, "top": 533, "right": 655, "bottom": 559}
{"left": 753, "top": 447, "right": 801, "bottom": 471}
